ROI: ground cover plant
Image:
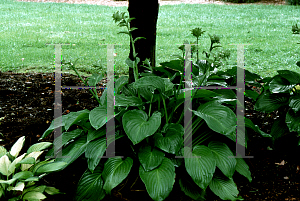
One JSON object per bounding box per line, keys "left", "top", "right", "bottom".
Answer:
{"left": 1, "top": 0, "right": 300, "bottom": 200}
{"left": 0, "top": 0, "right": 300, "bottom": 79}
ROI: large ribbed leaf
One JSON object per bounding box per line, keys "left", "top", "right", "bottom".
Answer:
{"left": 53, "top": 129, "right": 83, "bottom": 150}
{"left": 190, "top": 101, "right": 236, "bottom": 137}
{"left": 102, "top": 157, "right": 133, "bottom": 195}
{"left": 209, "top": 175, "right": 242, "bottom": 201}
{"left": 277, "top": 70, "right": 300, "bottom": 84}
{"left": 154, "top": 123, "right": 184, "bottom": 154}
{"left": 289, "top": 95, "right": 300, "bottom": 113}
{"left": 235, "top": 156, "right": 252, "bottom": 182}
{"left": 139, "top": 158, "right": 175, "bottom": 201}
{"left": 138, "top": 145, "right": 165, "bottom": 172}
{"left": 48, "top": 135, "right": 88, "bottom": 171}
{"left": 39, "top": 115, "right": 67, "bottom": 140}
{"left": 115, "top": 75, "right": 128, "bottom": 95}
{"left": 122, "top": 110, "right": 161, "bottom": 145}
{"left": 286, "top": 109, "right": 300, "bottom": 132}
{"left": 178, "top": 171, "right": 206, "bottom": 201}
{"left": 64, "top": 110, "right": 90, "bottom": 131}
{"left": 208, "top": 141, "right": 236, "bottom": 179}
{"left": 75, "top": 163, "right": 106, "bottom": 201}
{"left": 269, "top": 75, "right": 295, "bottom": 93}
{"left": 184, "top": 145, "right": 216, "bottom": 189}
{"left": 85, "top": 135, "right": 123, "bottom": 173}
{"left": 133, "top": 76, "right": 165, "bottom": 92}
{"left": 89, "top": 106, "right": 113, "bottom": 130}
{"left": 115, "top": 93, "right": 143, "bottom": 107}
{"left": 254, "top": 91, "right": 289, "bottom": 112}
{"left": 35, "top": 162, "right": 67, "bottom": 174}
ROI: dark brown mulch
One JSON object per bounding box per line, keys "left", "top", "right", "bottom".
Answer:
{"left": 0, "top": 70, "right": 300, "bottom": 201}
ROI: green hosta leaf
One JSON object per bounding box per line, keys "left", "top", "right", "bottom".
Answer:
{"left": 75, "top": 163, "right": 105, "bottom": 201}
{"left": 286, "top": 109, "right": 300, "bottom": 132}
{"left": 10, "top": 136, "right": 25, "bottom": 157}
{"left": 50, "top": 135, "right": 88, "bottom": 171}
{"left": 162, "top": 78, "right": 175, "bottom": 92}
{"left": 154, "top": 123, "right": 184, "bottom": 154}
{"left": 85, "top": 134, "right": 123, "bottom": 173}
{"left": 244, "top": 118, "right": 272, "bottom": 138}
{"left": 13, "top": 171, "right": 34, "bottom": 180}
{"left": 22, "top": 191, "right": 47, "bottom": 200}
{"left": 115, "top": 93, "right": 143, "bottom": 107}
{"left": 133, "top": 76, "right": 165, "bottom": 93}
{"left": 27, "top": 142, "right": 52, "bottom": 155}
{"left": 40, "top": 115, "right": 67, "bottom": 140}
{"left": 122, "top": 110, "right": 161, "bottom": 145}
{"left": 289, "top": 95, "right": 300, "bottom": 113}
{"left": 35, "top": 162, "right": 67, "bottom": 174}
{"left": 208, "top": 141, "right": 236, "bottom": 179}
{"left": 254, "top": 91, "right": 289, "bottom": 112}
{"left": 65, "top": 110, "right": 90, "bottom": 131}
{"left": 87, "top": 73, "right": 103, "bottom": 87}
{"left": 139, "top": 157, "right": 175, "bottom": 201}
{"left": 89, "top": 106, "right": 114, "bottom": 130}
{"left": 115, "top": 75, "right": 128, "bottom": 94}
{"left": 178, "top": 171, "right": 206, "bottom": 201}
{"left": 177, "top": 89, "right": 221, "bottom": 100}
{"left": 209, "top": 175, "right": 242, "bottom": 201}
{"left": 102, "top": 157, "right": 133, "bottom": 195}
{"left": 31, "top": 159, "right": 54, "bottom": 174}
{"left": 138, "top": 145, "right": 165, "bottom": 172}
{"left": 87, "top": 127, "right": 106, "bottom": 142}
{"left": 53, "top": 129, "right": 83, "bottom": 150}
{"left": 85, "top": 137, "right": 107, "bottom": 173}
{"left": 45, "top": 186, "right": 64, "bottom": 195}
{"left": 245, "top": 89, "right": 260, "bottom": 101}
{"left": 125, "top": 57, "right": 134, "bottom": 68}
{"left": 235, "top": 156, "right": 252, "bottom": 182}
{"left": 184, "top": 145, "right": 216, "bottom": 190}
{"left": 269, "top": 75, "right": 295, "bottom": 93}
{"left": 277, "top": 70, "right": 300, "bottom": 84}
{"left": 190, "top": 101, "right": 236, "bottom": 137}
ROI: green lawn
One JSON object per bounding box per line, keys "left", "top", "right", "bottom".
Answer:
{"left": 1, "top": 0, "right": 300, "bottom": 79}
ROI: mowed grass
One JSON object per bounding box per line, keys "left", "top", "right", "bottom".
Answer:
{"left": 1, "top": 0, "right": 300, "bottom": 79}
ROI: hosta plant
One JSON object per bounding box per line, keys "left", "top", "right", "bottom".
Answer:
{"left": 37, "top": 11, "right": 278, "bottom": 201}
{"left": 0, "top": 136, "right": 66, "bottom": 201}
{"left": 244, "top": 45, "right": 300, "bottom": 152}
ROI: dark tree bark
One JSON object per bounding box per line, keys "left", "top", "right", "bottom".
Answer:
{"left": 127, "top": 0, "right": 159, "bottom": 84}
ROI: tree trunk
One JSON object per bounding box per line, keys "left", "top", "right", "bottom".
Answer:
{"left": 127, "top": 0, "right": 159, "bottom": 84}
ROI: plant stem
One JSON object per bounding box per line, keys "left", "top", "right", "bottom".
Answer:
{"left": 70, "top": 64, "right": 101, "bottom": 105}
{"left": 161, "top": 93, "right": 168, "bottom": 124}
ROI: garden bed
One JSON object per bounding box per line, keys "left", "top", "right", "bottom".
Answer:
{"left": 1, "top": 71, "right": 300, "bottom": 200}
